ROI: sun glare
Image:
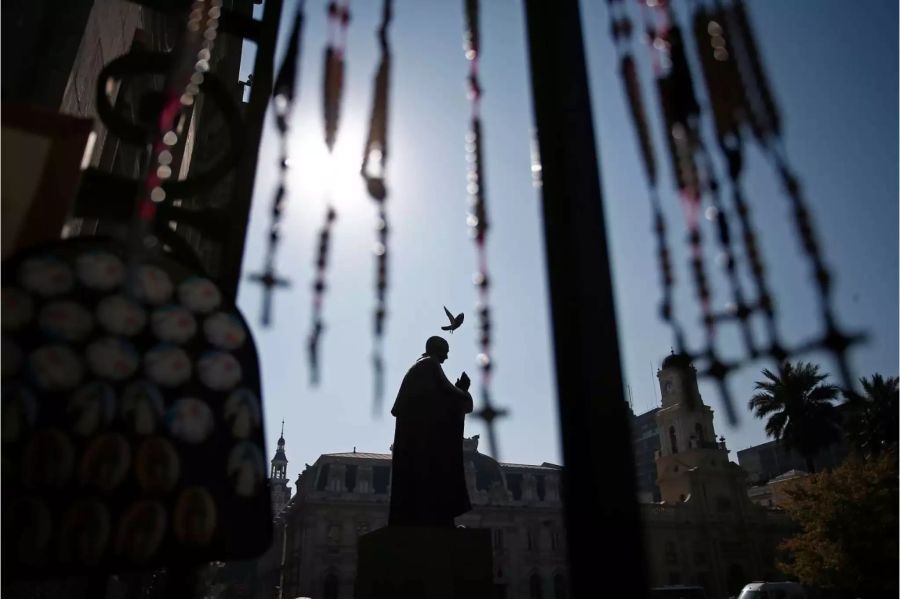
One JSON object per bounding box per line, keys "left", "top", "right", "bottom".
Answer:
{"left": 288, "top": 118, "right": 366, "bottom": 212}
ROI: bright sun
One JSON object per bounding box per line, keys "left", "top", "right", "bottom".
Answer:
{"left": 287, "top": 115, "right": 366, "bottom": 211}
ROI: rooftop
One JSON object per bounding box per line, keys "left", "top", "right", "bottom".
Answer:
{"left": 321, "top": 451, "right": 561, "bottom": 470}
{"left": 324, "top": 452, "right": 391, "bottom": 460}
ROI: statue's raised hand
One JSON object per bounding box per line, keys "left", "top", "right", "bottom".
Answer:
{"left": 456, "top": 371, "right": 471, "bottom": 391}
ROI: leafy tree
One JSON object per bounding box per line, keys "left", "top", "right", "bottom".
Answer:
{"left": 842, "top": 373, "right": 899, "bottom": 459}
{"left": 777, "top": 451, "right": 899, "bottom": 595}
{"left": 748, "top": 362, "right": 840, "bottom": 473}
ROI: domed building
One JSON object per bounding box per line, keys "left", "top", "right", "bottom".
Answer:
{"left": 271, "top": 354, "right": 793, "bottom": 599}
{"left": 277, "top": 437, "right": 568, "bottom": 599}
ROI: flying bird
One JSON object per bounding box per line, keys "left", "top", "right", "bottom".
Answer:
{"left": 442, "top": 306, "right": 464, "bottom": 333}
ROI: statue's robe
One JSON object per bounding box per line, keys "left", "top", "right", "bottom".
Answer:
{"left": 389, "top": 356, "right": 473, "bottom": 527}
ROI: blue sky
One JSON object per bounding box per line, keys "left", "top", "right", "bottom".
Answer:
{"left": 237, "top": 0, "right": 898, "bottom": 477}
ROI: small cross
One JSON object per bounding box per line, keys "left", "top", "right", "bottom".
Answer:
{"left": 247, "top": 268, "right": 291, "bottom": 326}
{"left": 474, "top": 399, "right": 508, "bottom": 461}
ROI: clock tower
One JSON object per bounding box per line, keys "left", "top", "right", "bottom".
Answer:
{"left": 654, "top": 354, "right": 737, "bottom": 506}
{"left": 270, "top": 420, "right": 291, "bottom": 516}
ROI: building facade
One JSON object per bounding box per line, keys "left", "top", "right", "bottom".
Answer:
{"left": 278, "top": 437, "right": 568, "bottom": 599}
{"left": 631, "top": 406, "right": 661, "bottom": 502}
{"left": 736, "top": 438, "right": 848, "bottom": 485}
{"left": 640, "top": 354, "right": 793, "bottom": 597}
{"left": 270, "top": 355, "right": 795, "bottom": 599}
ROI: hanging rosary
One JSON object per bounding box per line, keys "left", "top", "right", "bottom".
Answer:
{"left": 308, "top": 0, "right": 351, "bottom": 385}
{"left": 605, "top": 0, "right": 686, "bottom": 355}
{"left": 604, "top": 0, "right": 861, "bottom": 418}
{"left": 689, "top": 1, "right": 781, "bottom": 363}
{"left": 638, "top": 0, "right": 749, "bottom": 421}
{"left": 247, "top": 1, "right": 305, "bottom": 326}
{"left": 361, "top": 0, "right": 393, "bottom": 412}
{"left": 463, "top": 0, "right": 506, "bottom": 459}
{"left": 688, "top": 0, "right": 861, "bottom": 388}
{"left": 323, "top": 0, "right": 351, "bottom": 152}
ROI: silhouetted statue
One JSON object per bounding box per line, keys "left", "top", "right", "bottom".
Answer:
{"left": 389, "top": 336, "right": 473, "bottom": 527}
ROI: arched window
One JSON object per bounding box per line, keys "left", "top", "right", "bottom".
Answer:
{"left": 553, "top": 572, "right": 567, "bottom": 599}
{"left": 695, "top": 423, "right": 705, "bottom": 444}
{"left": 323, "top": 572, "right": 339, "bottom": 599}
{"left": 529, "top": 572, "right": 543, "bottom": 599}
{"left": 669, "top": 426, "right": 678, "bottom": 454}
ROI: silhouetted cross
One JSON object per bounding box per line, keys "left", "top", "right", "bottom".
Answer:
{"left": 247, "top": 268, "right": 291, "bottom": 326}
{"left": 474, "top": 396, "right": 508, "bottom": 461}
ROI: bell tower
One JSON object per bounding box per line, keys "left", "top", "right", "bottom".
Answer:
{"left": 654, "top": 354, "right": 731, "bottom": 504}
{"left": 270, "top": 420, "right": 291, "bottom": 516}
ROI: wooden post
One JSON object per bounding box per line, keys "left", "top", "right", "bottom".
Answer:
{"left": 522, "top": 0, "right": 649, "bottom": 595}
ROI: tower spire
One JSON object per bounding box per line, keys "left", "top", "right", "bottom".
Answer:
{"left": 270, "top": 418, "right": 291, "bottom": 515}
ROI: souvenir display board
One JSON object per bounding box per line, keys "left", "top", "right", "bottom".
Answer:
{"left": 1, "top": 238, "right": 272, "bottom": 577}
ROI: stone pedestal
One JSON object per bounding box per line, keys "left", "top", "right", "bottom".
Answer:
{"left": 354, "top": 526, "right": 494, "bottom": 599}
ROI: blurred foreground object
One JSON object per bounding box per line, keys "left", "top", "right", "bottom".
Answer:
{"left": 1, "top": 107, "right": 92, "bottom": 259}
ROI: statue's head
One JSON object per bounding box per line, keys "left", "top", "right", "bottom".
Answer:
{"left": 424, "top": 336, "right": 450, "bottom": 363}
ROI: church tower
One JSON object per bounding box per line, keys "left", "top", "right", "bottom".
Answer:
{"left": 654, "top": 354, "right": 734, "bottom": 505}
{"left": 270, "top": 420, "right": 291, "bottom": 516}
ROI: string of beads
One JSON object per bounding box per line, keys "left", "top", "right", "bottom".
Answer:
{"left": 308, "top": 0, "right": 351, "bottom": 385}
{"left": 136, "top": 0, "right": 222, "bottom": 241}
{"left": 463, "top": 0, "right": 507, "bottom": 459}
{"left": 247, "top": 1, "right": 305, "bottom": 326}
{"left": 361, "top": 0, "right": 394, "bottom": 411}
{"left": 604, "top": 0, "right": 862, "bottom": 418}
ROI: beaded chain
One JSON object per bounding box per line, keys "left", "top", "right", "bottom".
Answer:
{"left": 693, "top": 0, "right": 862, "bottom": 389}
{"left": 308, "top": 207, "right": 337, "bottom": 386}
{"left": 323, "top": 0, "right": 351, "bottom": 152}
{"left": 247, "top": 1, "right": 306, "bottom": 326}
{"left": 604, "top": 0, "right": 861, "bottom": 417}
{"left": 691, "top": 2, "right": 781, "bottom": 362}
{"left": 308, "top": 0, "right": 351, "bottom": 385}
{"left": 463, "top": 0, "right": 507, "bottom": 459}
{"left": 637, "top": 0, "right": 748, "bottom": 420}
{"left": 638, "top": 0, "right": 716, "bottom": 342}
{"left": 133, "top": 0, "right": 222, "bottom": 253}
{"left": 606, "top": 0, "right": 686, "bottom": 354}
{"left": 361, "top": 0, "right": 393, "bottom": 412}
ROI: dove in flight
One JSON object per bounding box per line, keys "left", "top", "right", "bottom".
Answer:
{"left": 442, "top": 306, "right": 464, "bottom": 333}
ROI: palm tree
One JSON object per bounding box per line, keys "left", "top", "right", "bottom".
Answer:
{"left": 842, "top": 373, "right": 899, "bottom": 459}
{"left": 748, "top": 361, "right": 841, "bottom": 473}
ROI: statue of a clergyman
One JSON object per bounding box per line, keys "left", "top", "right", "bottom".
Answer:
{"left": 389, "top": 336, "right": 473, "bottom": 528}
